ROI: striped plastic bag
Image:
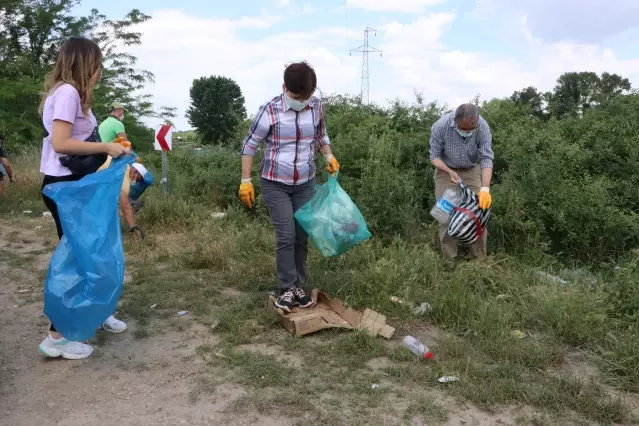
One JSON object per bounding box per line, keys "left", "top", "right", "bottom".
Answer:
{"left": 447, "top": 182, "right": 491, "bottom": 246}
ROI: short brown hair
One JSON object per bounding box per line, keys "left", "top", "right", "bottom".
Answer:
{"left": 39, "top": 37, "right": 103, "bottom": 117}
{"left": 283, "top": 61, "right": 317, "bottom": 98}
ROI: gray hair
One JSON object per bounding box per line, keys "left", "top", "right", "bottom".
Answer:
{"left": 454, "top": 103, "right": 478, "bottom": 122}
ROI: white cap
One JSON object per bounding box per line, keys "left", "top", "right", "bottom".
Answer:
{"left": 131, "top": 163, "right": 148, "bottom": 178}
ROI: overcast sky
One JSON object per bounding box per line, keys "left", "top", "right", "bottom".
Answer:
{"left": 76, "top": 0, "right": 639, "bottom": 129}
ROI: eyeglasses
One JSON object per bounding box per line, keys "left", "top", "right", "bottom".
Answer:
{"left": 454, "top": 122, "right": 478, "bottom": 132}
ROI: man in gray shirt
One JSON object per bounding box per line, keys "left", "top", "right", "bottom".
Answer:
{"left": 429, "top": 103, "right": 494, "bottom": 260}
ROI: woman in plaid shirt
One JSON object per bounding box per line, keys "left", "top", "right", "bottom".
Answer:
{"left": 239, "top": 62, "right": 340, "bottom": 312}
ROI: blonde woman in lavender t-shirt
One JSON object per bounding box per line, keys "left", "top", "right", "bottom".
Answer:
{"left": 37, "top": 37, "right": 131, "bottom": 360}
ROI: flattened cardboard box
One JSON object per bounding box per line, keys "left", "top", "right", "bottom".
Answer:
{"left": 266, "top": 289, "right": 395, "bottom": 339}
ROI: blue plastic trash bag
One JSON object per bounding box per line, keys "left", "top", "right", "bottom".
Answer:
{"left": 42, "top": 155, "right": 135, "bottom": 341}
{"left": 295, "top": 173, "right": 372, "bottom": 257}
{"left": 129, "top": 170, "right": 153, "bottom": 202}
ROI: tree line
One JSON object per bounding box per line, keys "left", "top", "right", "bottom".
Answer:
{"left": 0, "top": 0, "right": 176, "bottom": 151}
{"left": 3, "top": 2, "right": 639, "bottom": 265}
{"left": 2, "top": 1, "right": 634, "bottom": 154}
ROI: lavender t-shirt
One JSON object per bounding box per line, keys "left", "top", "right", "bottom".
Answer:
{"left": 40, "top": 83, "right": 98, "bottom": 176}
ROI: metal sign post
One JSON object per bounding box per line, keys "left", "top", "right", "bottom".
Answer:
{"left": 154, "top": 124, "right": 173, "bottom": 194}
{"left": 161, "top": 150, "right": 168, "bottom": 193}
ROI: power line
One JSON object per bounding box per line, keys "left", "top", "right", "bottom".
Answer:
{"left": 350, "top": 27, "right": 382, "bottom": 105}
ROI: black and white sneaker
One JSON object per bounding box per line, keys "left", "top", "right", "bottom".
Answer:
{"left": 293, "top": 287, "right": 313, "bottom": 308}
{"left": 275, "top": 289, "right": 295, "bottom": 313}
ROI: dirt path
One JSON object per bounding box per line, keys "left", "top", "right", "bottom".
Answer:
{"left": 0, "top": 219, "right": 292, "bottom": 426}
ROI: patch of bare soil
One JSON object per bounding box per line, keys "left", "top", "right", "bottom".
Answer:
{"left": 0, "top": 221, "right": 292, "bottom": 426}
{"left": 557, "top": 350, "right": 639, "bottom": 420}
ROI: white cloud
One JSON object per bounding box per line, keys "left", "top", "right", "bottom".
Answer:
{"left": 372, "top": 11, "right": 639, "bottom": 108}
{"left": 124, "top": 10, "right": 362, "bottom": 128}
{"left": 346, "top": 0, "right": 447, "bottom": 13}
{"left": 124, "top": 9, "right": 639, "bottom": 130}
{"left": 474, "top": 0, "right": 639, "bottom": 43}
{"left": 275, "top": 0, "right": 318, "bottom": 15}
{"left": 381, "top": 13, "right": 455, "bottom": 53}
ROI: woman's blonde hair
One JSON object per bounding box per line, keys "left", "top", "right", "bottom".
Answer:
{"left": 39, "top": 37, "right": 103, "bottom": 117}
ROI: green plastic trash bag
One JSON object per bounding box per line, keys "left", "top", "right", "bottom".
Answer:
{"left": 295, "top": 173, "right": 372, "bottom": 257}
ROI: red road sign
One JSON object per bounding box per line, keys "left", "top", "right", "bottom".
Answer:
{"left": 156, "top": 124, "right": 171, "bottom": 151}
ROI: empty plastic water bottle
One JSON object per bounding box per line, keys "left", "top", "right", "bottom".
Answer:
{"left": 430, "top": 187, "right": 461, "bottom": 224}
{"left": 402, "top": 336, "right": 433, "bottom": 359}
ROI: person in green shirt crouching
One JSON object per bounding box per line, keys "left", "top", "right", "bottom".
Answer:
{"left": 99, "top": 102, "right": 127, "bottom": 143}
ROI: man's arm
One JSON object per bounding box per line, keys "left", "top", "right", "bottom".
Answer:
{"left": 240, "top": 105, "right": 270, "bottom": 179}
{"left": 315, "top": 100, "right": 331, "bottom": 150}
{"left": 119, "top": 190, "right": 136, "bottom": 229}
{"left": 315, "top": 100, "right": 338, "bottom": 171}
{"left": 477, "top": 118, "right": 494, "bottom": 188}
{"left": 429, "top": 123, "right": 453, "bottom": 174}
{"left": 115, "top": 119, "right": 127, "bottom": 140}
{"left": 481, "top": 167, "right": 493, "bottom": 188}
{"left": 319, "top": 145, "right": 333, "bottom": 157}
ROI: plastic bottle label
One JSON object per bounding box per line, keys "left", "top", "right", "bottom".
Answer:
{"left": 437, "top": 198, "right": 455, "bottom": 214}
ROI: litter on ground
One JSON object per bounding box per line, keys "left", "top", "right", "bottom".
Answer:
{"left": 267, "top": 289, "right": 395, "bottom": 339}
{"left": 511, "top": 330, "right": 528, "bottom": 339}
{"left": 536, "top": 271, "right": 569, "bottom": 286}
{"left": 412, "top": 302, "right": 431, "bottom": 315}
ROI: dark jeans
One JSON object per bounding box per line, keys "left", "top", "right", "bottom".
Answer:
{"left": 261, "top": 178, "right": 315, "bottom": 290}
{"left": 42, "top": 174, "right": 80, "bottom": 239}
{"left": 42, "top": 174, "right": 80, "bottom": 332}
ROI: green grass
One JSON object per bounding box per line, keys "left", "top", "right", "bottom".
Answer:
{"left": 120, "top": 209, "right": 639, "bottom": 424}
{"left": 4, "top": 149, "right": 639, "bottom": 426}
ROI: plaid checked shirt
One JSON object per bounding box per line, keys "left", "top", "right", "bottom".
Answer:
{"left": 429, "top": 112, "right": 494, "bottom": 169}
{"left": 240, "top": 94, "right": 331, "bottom": 185}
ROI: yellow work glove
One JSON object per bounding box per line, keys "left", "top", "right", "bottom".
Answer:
{"left": 325, "top": 154, "right": 340, "bottom": 176}
{"left": 478, "top": 187, "right": 492, "bottom": 209}
{"left": 239, "top": 178, "right": 255, "bottom": 209}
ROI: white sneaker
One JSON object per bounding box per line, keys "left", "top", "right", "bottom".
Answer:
{"left": 102, "top": 315, "right": 127, "bottom": 334}
{"left": 39, "top": 335, "right": 93, "bottom": 360}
